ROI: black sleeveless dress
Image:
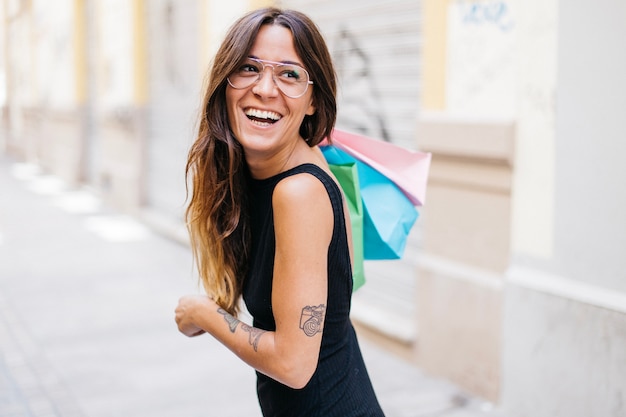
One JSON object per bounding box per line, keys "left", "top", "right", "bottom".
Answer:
{"left": 242, "top": 164, "right": 385, "bottom": 417}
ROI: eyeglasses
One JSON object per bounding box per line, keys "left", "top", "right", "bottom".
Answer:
{"left": 227, "top": 57, "right": 314, "bottom": 98}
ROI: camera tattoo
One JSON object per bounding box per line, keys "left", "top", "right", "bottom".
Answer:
{"left": 299, "top": 304, "right": 326, "bottom": 337}
{"left": 217, "top": 308, "right": 266, "bottom": 352}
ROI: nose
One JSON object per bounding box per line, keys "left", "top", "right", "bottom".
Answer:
{"left": 252, "top": 66, "right": 278, "bottom": 97}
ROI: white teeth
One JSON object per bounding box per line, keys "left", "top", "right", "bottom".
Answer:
{"left": 245, "top": 108, "right": 281, "bottom": 121}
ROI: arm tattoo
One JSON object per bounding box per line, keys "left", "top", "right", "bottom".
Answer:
{"left": 299, "top": 304, "right": 326, "bottom": 337}
{"left": 241, "top": 324, "right": 266, "bottom": 352}
{"left": 217, "top": 308, "right": 239, "bottom": 333}
{"left": 217, "top": 308, "right": 266, "bottom": 352}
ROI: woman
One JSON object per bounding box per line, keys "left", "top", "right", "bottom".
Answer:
{"left": 175, "top": 7, "right": 385, "bottom": 416}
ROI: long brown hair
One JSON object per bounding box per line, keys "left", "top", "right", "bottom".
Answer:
{"left": 185, "top": 8, "right": 337, "bottom": 315}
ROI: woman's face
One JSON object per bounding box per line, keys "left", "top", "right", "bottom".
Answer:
{"left": 226, "top": 24, "right": 315, "bottom": 160}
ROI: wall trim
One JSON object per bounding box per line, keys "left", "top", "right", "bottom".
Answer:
{"left": 418, "top": 253, "right": 503, "bottom": 290}
{"left": 350, "top": 300, "right": 415, "bottom": 344}
{"left": 506, "top": 265, "right": 626, "bottom": 314}
{"left": 417, "top": 113, "right": 515, "bottom": 164}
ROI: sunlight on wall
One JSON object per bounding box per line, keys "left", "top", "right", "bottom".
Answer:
{"left": 422, "top": 0, "right": 449, "bottom": 111}
{"left": 510, "top": 0, "right": 557, "bottom": 258}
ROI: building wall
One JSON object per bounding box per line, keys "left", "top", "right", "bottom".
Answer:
{"left": 551, "top": 0, "right": 626, "bottom": 292}
{"left": 502, "top": 0, "right": 626, "bottom": 415}
{"left": 92, "top": 0, "right": 148, "bottom": 210}
{"left": 144, "top": 0, "right": 201, "bottom": 221}
{"left": 143, "top": 0, "right": 260, "bottom": 228}
{"left": 414, "top": 0, "right": 517, "bottom": 401}
{"left": 509, "top": 0, "right": 556, "bottom": 262}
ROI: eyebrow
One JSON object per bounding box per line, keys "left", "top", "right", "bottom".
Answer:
{"left": 248, "top": 55, "right": 304, "bottom": 67}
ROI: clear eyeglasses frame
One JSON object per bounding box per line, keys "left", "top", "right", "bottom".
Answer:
{"left": 227, "top": 57, "right": 314, "bottom": 99}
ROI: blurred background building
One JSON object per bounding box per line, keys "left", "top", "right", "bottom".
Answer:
{"left": 1, "top": 0, "right": 624, "bottom": 416}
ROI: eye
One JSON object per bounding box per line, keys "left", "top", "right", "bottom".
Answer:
{"left": 278, "top": 66, "right": 302, "bottom": 82}
{"left": 238, "top": 61, "right": 261, "bottom": 74}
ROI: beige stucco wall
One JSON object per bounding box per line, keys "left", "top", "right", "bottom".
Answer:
{"left": 415, "top": 117, "right": 512, "bottom": 401}
{"left": 415, "top": 0, "right": 517, "bottom": 401}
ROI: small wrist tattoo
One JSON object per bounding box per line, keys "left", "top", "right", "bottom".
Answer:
{"left": 217, "top": 308, "right": 265, "bottom": 352}
{"left": 241, "top": 324, "right": 266, "bottom": 352}
{"left": 299, "top": 304, "right": 326, "bottom": 337}
{"left": 217, "top": 307, "right": 239, "bottom": 333}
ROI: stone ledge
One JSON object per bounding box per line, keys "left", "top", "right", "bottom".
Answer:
{"left": 417, "top": 113, "right": 515, "bottom": 165}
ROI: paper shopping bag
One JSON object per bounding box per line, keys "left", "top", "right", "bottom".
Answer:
{"left": 322, "top": 145, "right": 418, "bottom": 260}
{"left": 330, "top": 129, "right": 432, "bottom": 206}
{"left": 328, "top": 162, "right": 365, "bottom": 292}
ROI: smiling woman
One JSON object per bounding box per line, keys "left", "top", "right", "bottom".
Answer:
{"left": 225, "top": 23, "right": 317, "bottom": 172}
{"left": 174, "top": 7, "right": 385, "bottom": 417}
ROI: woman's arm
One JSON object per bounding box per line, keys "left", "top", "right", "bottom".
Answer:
{"left": 175, "top": 172, "right": 332, "bottom": 389}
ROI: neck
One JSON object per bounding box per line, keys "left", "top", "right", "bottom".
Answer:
{"left": 246, "top": 139, "right": 307, "bottom": 179}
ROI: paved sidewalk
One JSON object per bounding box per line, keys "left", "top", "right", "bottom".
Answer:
{"left": 0, "top": 154, "right": 504, "bottom": 417}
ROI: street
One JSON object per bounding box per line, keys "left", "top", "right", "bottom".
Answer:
{"left": 0, "top": 154, "right": 503, "bottom": 417}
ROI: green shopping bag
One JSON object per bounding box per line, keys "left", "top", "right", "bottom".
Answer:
{"left": 328, "top": 162, "right": 365, "bottom": 292}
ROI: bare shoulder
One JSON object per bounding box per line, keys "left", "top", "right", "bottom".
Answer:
{"left": 272, "top": 167, "right": 333, "bottom": 222}
{"left": 273, "top": 167, "right": 330, "bottom": 204}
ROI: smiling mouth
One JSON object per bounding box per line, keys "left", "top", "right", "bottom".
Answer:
{"left": 245, "top": 108, "right": 282, "bottom": 125}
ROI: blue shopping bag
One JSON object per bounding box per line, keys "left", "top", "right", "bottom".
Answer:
{"left": 321, "top": 145, "right": 418, "bottom": 260}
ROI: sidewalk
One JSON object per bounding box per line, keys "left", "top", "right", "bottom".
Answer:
{"left": 0, "top": 153, "right": 504, "bottom": 417}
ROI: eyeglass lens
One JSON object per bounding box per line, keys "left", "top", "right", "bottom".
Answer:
{"left": 228, "top": 58, "right": 311, "bottom": 98}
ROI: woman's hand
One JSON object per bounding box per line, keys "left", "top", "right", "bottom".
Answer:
{"left": 175, "top": 294, "right": 213, "bottom": 337}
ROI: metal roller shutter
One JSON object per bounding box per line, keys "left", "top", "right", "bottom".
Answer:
{"left": 282, "top": 0, "right": 424, "bottom": 343}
